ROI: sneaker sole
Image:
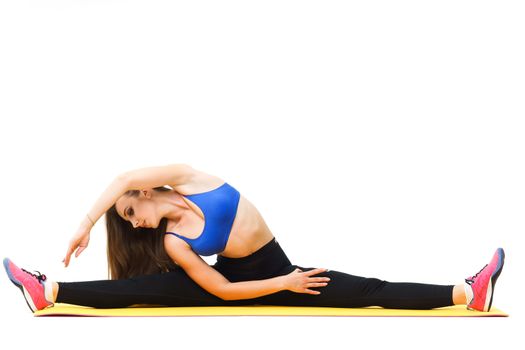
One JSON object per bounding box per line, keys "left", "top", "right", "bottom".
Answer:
{"left": 3, "top": 258, "right": 38, "bottom": 313}
{"left": 485, "top": 248, "right": 505, "bottom": 312}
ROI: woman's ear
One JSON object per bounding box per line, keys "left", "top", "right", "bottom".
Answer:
{"left": 141, "top": 189, "right": 153, "bottom": 198}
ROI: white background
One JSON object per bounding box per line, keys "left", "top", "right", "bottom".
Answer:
{"left": 0, "top": 1, "right": 523, "bottom": 349}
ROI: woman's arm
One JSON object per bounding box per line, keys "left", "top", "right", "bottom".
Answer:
{"left": 121, "top": 163, "right": 195, "bottom": 191}
{"left": 220, "top": 277, "right": 286, "bottom": 300}
{"left": 222, "top": 268, "right": 330, "bottom": 300}
{"left": 164, "top": 235, "right": 286, "bottom": 300}
{"left": 84, "top": 163, "right": 193, "bottom": 227}
{"left": 84, "top": 176, "right": 130, "bottom": 227}
{"left": 63, "top": 176, "right": 129, "bottom": 266}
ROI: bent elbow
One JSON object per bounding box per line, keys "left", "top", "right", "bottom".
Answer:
{"left": 216, "top": 290, "right": 231, "bottom": 301}
{"left": 214, "top": 285, "right": 234, "bottom": 301}
{"left": 219, "top": 293, "right": 234, "bottom": 301}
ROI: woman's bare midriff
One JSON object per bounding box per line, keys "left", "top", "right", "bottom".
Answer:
{"left": 165, "top": 173, "right": 275, "bottom": 258}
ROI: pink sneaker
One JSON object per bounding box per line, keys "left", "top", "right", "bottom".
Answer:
{"left": 3, "top": 258, "right": 54, "bottom": 312}
{"left": 465, "top": 248, "right": 505, "bottom": 312}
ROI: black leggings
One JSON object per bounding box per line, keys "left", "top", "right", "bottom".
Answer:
{"left": 56, "top": 238, "right": 454, "bottom": 309}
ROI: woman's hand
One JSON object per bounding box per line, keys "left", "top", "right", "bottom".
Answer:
{"left": 63, "top": 221, "right": 92, "bottom": 267}
{"left": 282, "top": 267, "right": 331, "bottom": 295}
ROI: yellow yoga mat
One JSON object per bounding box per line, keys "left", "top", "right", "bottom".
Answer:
{"left": 34, "top": 303, "right": 508, "bottom": 317}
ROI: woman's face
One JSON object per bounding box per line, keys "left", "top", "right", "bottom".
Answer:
{"left": 115, "top": 190, "right": 160, "bottom": 229}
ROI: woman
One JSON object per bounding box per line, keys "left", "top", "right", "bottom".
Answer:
{"left": 4, "top": 163, "right": 505, "bottom": 313}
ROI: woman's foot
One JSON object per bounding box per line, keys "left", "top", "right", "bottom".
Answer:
{"left": 464, "top": 248, "right": 505, "bottom": 312}
{"left": 3, "top": 258, "right": 54, "bottom": 312}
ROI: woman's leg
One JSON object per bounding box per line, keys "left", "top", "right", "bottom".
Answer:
{"left": 54, "top": 268, "right": 255, "bottom": 308}
{"left": 452, "top": 284, "right": 467, "bottom": 305}
{"left": 213, "top": 238, "right": 458, "bottom": 309}
{"left": 251, "top": 265, "right": 457, "bottom": 309}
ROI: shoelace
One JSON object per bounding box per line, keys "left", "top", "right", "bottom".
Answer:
{"left": 465, "top": 264, "right": 488, "bottom": 285}
{"left": 21, "top": 268, "right": 47, "bottom": 282}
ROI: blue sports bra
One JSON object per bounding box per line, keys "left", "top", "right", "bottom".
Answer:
{"left": 164, "top": 182, "right": 241, "bottom": 256}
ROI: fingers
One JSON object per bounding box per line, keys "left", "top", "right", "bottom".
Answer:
{"left": 63, "top": 248, "right": 73, "bottom": 267}
{"left": 304, "top": 269, "right": 330, "bottom": 294}
{"left": 303, "top": 276, "right": 331, "bottom": 295}
{"left": 304, "top": 289, "right": 322, "bottom": 295}
{"left": 63, "top": 243, "right": 77, "bottom": 267}
{"left": 75, "top": 246, "right": 86, "bottom": 258}
{"left": 310, "top": 277, "right": 331, "bottom": 282}
{"left": 303, "top": 268, "right": 328, "bottom": 276}
{"left": 306, "top": 282, "right": 328, "bottom": 287}
{"left": 303, "top": 281, "right": 329, "bottom": 295}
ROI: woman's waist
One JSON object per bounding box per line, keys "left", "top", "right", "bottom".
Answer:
{"left": 214, "top": 237, "right": 292, "bottom": 279}
{"left": 218, "top": 236, "right": 278, "bottom": 262}
{"left": 219, "top": 226, "right": 275, "bottom": 258}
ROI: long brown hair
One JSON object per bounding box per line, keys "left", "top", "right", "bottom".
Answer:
{"left": 105, "top": 186, "right": 178, "bottom": 279}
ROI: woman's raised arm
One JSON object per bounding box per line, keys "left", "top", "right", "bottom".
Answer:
{"left": 121, "top": 163, "right": 195, "bottom": 191}
{"left": 85, "top": 175, "right": 130, "bottom": 228}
